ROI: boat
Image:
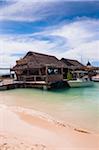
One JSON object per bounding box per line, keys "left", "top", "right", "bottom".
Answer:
{"left": 92, "top": 75, "right": 99, "bottom": 82}
{"left": 68, "top": 78, "right": 93, "bottom": 88}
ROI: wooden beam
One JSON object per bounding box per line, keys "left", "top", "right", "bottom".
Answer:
{"left": 45, "top": 66, "right": 48, "bottom": 84}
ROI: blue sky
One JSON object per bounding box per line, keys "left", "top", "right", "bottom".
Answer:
{"left": 0, "top": 0, "right": 99, "bottom": 71}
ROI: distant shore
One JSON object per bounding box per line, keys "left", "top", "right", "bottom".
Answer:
{"left": 0, "top": 104, "right": 99, "bottom": 150}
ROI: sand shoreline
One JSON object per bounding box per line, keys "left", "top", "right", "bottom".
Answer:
{"left": 0, "top": 104, "right": 99, "bottom": 149}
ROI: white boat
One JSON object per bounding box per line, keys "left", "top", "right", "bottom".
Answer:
{"left": 68, "top": 78, "right": 93, "bottom": 88}
{"left": 92, "top": 75, "right": 99, "bottom": 82}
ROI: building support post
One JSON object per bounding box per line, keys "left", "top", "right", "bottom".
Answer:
{"left": 39, "top": 68, "right": 42, "bottom": 81}
{"left": 61, "top": 66, "right": 64, "bottom": 80}
{"left": 45, "top": 66, "right": 48, "bottom": 84}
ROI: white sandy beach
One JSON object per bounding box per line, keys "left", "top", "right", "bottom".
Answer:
{"left": 0, "top": 104, "right": 99, "bottom": 150}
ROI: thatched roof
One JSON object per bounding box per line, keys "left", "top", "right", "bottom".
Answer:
{"left": 61, "top": 58, "right": 84, "bottom": 70}
{"left": 12, "top": 51, "right": 67, "bottom": 70}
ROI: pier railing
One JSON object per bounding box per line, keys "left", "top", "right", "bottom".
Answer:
{"left": 0, "top": 79, "right": 14, "bottom": 86}
{"left": 0, "top": 78, "right": 46, "bottom": 86}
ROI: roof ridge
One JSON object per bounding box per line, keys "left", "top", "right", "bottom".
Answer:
{"left": 27, "top": 51, "right": 57, "bottom": 58}
{"left": 61, "top": 58, "right": 79, "bottom": 62}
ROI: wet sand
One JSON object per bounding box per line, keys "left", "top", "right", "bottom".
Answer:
{"left": 0, "top": 104, "right": 99, "bottom": 150}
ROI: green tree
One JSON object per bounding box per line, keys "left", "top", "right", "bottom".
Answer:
{"left": 67, "top": 71, "right": 73, "bottom": 80}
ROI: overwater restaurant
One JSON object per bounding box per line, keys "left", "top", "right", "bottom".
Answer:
{"left": 11, "top": 51, "right": 67, "bottom": 84}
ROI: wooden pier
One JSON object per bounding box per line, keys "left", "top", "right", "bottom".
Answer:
{"left": 0, "top": 79, "right": 69, "bottom": 90}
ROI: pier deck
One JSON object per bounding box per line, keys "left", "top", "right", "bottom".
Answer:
{"left": 0, "top": 79, "right": 69, "bottom": 90}
{"left": 0, "top": 79, "right": 48, "bottom": 90}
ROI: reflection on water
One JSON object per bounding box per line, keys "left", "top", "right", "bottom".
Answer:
{"left": 0, "top": 83, "right": 99, "bottom": 133}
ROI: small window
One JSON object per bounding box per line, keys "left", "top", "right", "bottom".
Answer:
{"left": 47, "top": 68, "right": 61, "bottom": 75}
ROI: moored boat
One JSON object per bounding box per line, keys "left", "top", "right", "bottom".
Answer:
{"left": 68, "top": 78, "right": 93, "bottom": 88}
{"left": 92, "top": 75, "right": 99, "bottom": 82}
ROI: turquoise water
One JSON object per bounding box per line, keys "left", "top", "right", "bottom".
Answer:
{"left": 0, "top": 82, "right": 99, "bottom": 133}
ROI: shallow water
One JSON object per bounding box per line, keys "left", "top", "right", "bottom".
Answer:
{"left": 0, "top": 82, "right": 99, "bottom": 133}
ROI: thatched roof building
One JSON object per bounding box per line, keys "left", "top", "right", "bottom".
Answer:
{"left": 61, "top": 58, "right": 84, "bottom": 70}
{"left": 12, "top": 51, "right": 98, "bottom": 83}
{"left": 61, "top": 58, "right": 99, "bottom": 78}
{"left": 12, "top": 51, "right": 67, "bottom": 83}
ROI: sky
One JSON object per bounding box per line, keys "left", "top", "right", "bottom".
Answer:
{"left": 0, "top": 0, "right": 99, "bottom": 74}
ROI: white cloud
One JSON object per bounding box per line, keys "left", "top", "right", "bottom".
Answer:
{"left": 0, "top": 34, "right": 57, "bottom": 67}
{"left": 51, "top": 19, "right": 99, "bottom": 46}
{"left": 0, "top": 0, "right": 64, "bottom": 22}
{"left": 60, "top": 40, "right": 99, "bottom": 64}
{"left": 30, "top": 19, "right": 99, "bottom": 65}
{"left": 48, "top": 19, "right": 99, "bottom": 64}
{"left": 0, "top": 34, "right": 56, "bottom": 53}
{"left": 0, "top": 54, "right": 18, "bottom": 67}
{"left": 0, "top": 19, "right": 99, "bottom": 68}
{"left": 1, "top": 0, "right": 91, "bottom": 22}
{"left": 0, "top": 0, "right": 48, "bottom": 22}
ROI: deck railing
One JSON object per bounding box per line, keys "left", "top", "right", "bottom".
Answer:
{"left": 17, "top": 74, "right": 63, "bottom": 83}
{"left": 19, "top": 75, "right": 46, "bottom": 82}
